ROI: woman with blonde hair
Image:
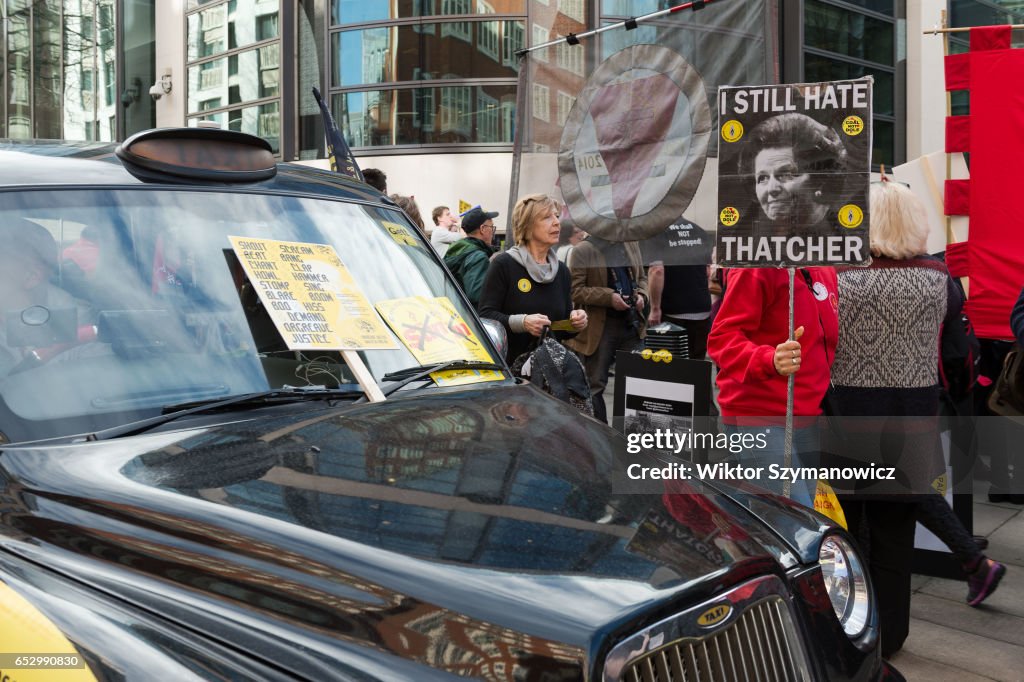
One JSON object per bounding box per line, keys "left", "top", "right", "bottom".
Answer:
{"left": 478, "top": 194, "right": 587, "bottom": 362}
{"left": 829, "top": 178, "right": 1002, "bottom": 658}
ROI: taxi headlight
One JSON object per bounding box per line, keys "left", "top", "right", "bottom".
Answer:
{"left": 818, "top": 534, "right": 870, "bottom": 638}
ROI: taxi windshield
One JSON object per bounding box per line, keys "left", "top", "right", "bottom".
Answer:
{"left": 0, "top": 189, "right": 499, "bottom": 443}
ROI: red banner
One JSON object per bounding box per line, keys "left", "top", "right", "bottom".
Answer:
{"left": 964, "top": 46, "right": 1024, "bottom": 339}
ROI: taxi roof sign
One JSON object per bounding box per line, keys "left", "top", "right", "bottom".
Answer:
{"left": 115, "top": 127, "right": 277, "bottom": 184}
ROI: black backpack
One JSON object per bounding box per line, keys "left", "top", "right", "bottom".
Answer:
{"left": 939, "top": 282, "right": 981, "bottom": 403}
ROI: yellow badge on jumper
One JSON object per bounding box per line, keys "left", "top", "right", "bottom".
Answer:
{"left": 517, "top": 278, "right": 532, "bottom": 293}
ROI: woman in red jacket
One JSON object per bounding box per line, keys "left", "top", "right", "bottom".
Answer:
{"left": 707, "top": 266, "right": 839, "bottom": 506}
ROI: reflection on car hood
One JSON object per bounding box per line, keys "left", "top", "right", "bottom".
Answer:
{"left": 0, "top": 384, "right": 810, "bottom": 674}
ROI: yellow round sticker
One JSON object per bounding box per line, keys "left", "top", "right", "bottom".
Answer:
{"left": 640, "top": 348, "right": 653, "bottom": 361}
{"left": 720, "top": 207, "right": 740, "bottom": 227}
{"left": 654, "top": 349, "right": 673, "bottom": 363}
{"left": 517, "top": 278, "right": 532, "bottom": 293}
{"left": 721, "top": 120, "right": 744, "bottom": 143}
{"left": 837, "top": 204, "right": 864, "bottom": 229}
{"left": 842, "top": 115, "right": 865, "bottom": 136}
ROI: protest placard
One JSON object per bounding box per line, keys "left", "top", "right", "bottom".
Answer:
{"left": 716, "top": 78, "right": 872, "bottom": 267}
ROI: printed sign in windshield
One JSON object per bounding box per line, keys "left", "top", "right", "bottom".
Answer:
{"left": 229, "top": 236, "right": 396, "bottom": 351}
{"left": 376, "top": 296, "right": 502, "bottom": 386}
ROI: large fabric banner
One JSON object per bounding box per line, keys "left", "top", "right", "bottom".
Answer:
{"left": 558, "top": 44, "right": 712, "bottom": 243}
{"left": 944, "top": 26, "right": 1024, "bottom": 340}
{"left": 715, "top": 79, "right": 872, "bottom": 268}
{"left": 509, "top": 0, "right": 775, "bottom": 266}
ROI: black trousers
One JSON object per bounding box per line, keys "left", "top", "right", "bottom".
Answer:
{"left": 844, "top": 499, "right": 919, "bottom": 658}
{"left": 583, "top": 315, "right": 643, "bottom": 423}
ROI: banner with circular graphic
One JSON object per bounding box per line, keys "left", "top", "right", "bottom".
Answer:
{"left": 715, "top": 78, "right": 872, "bottom": 267}
{"left": 558, "top": 44, "right": 712, "bottom": 243}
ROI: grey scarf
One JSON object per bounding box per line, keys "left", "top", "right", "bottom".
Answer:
{"left": 506, "top": 245, "right": 559, "bottom": 284}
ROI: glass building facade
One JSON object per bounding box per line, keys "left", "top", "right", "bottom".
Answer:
{"left": 7, "top": 1, "right": 1009, "bottom": 171}
{"left": 293, "top": 0, "right": 527, "bottom": 161}
{"left": 185, "top": 0, "right": 283, "bottom": 152}
{"left": 948, "top": 0, "right": 1024, "bottom": 116}
{"left": 783, "top": 0, "right": 904, "bottom": 168}
{"left": 0, "top": 0, "right": 154, "bottom": 142}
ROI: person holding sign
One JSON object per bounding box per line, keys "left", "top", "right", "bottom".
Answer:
{"left": 478, "top": 194, "right": 587, "bottom": 364}
{"left": 740, "top": 113, "right": 848, "bottom": 240}
{"left": 706, "top": 264, "right": 839, "bottom": 507}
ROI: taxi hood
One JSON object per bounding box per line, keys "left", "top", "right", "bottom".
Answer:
{"left": 0, "top": 383, "right": 813, "bottom": 660}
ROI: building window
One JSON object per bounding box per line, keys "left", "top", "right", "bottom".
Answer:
{"left": 478, "top": 91, "right": 499, "bottom": 141}
{"left": 441, "top": 0, "right": 472, "bottom": 42}
{"left": 501, "top": 99, "right": 516, "bottom": 141}
{"left": 503, "top": 22, "right": 524, "bottom": 67}
{"left": 322, "top": 0, "right": 523, "bottom": 151}
{"left": 559, "top": 0, "right": 584, "bottom": 23}
{"left": 793, "top": 0, "right": 902, "bottom": 167}
{"left": 440, "top": 85, "right": 472, "bottom": 135}
{"left": 947, "top": 0, "right": 1024, "bottom": 115}
{"left": 104, "top": 60, "right": 116, "bottom": 107}
{"left": 414, "top": 88, "right": 436, "bottom": 131}
{"left": 556, "top": 91, "right": 574, "bottom": 126}
{"left": 556, "top": 42, "right": 583, "bottom": 76}
{"left": 479, "top": 21, "right": 500, "bottom": 62}
{"left": 186, "top": 0, "right": 283, "bottom": 154}
{"left": 532, "top": 24, "right": 549, "bottom": 62}
{"left": 533, "top": 83, "right": 550, "bottom": 123}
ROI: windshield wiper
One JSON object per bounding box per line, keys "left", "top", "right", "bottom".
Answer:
{"left": 380, "top": 360, "right": 506, "bottom": 397}
{"left": 84, "top": 386, "right": 364, "bottom": 442}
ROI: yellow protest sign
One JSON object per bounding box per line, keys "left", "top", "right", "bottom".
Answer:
{"left": 0, "top": 582, "right": 97, "bottom": 681}
{"left": 376, "top": 296, "right": 502, "bottom": 386}
{"left": 458, "top": 199, "right": 473, "bottom": 214}
{"left": 230, "top": 236, "right": 396, "bottom": 351}
{"left": 382, "top": 220, "right": 420, "bottom": 247}
{"left": 431, "top": 368, "right": 504, "bottom": 387}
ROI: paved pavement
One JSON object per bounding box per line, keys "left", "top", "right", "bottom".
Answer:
{"left": 889, "top": 487, "right": 1023, "bottom": 681}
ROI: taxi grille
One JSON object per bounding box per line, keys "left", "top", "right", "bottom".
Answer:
{"left": 622, "top": 597, "right": 800, "bottom": 682}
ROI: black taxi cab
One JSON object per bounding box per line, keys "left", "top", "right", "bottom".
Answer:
{"left": 0, "top": 129, "right": 900, "bottom": 681}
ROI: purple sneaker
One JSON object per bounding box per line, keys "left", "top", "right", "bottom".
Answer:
{"left": 967, "top": 558, "right": 1006, "bottom": 607}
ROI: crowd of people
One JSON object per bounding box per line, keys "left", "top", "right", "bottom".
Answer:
{"left": 380, "top": 168, "right": 1015, "bottom": 661}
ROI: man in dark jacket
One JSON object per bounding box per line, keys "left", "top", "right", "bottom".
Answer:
{"left": 444, "top": 207, "right": 497, "bottom": 308}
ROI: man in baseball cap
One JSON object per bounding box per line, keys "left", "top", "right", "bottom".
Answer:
{"left": 444, "top": 207, "right": 498, "bottom": 308}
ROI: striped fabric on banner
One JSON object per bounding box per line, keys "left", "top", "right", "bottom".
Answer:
{"left": 943, "top": 26, "right": 1024, "bottom": 340}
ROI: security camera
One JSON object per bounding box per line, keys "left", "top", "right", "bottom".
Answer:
{"left": 149, "top": 83, "right": 164, "bottom": 101}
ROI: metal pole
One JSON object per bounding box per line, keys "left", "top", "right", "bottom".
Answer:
{"left": 515, "top": 0, "right": 725, "bottom": 56}
{"left": 784, "top": 267, "right": 795, "bottom": 499}
{"left": 924, "top": 23, "right": 1024, "bottom": 35}
{"left": 942, "top": 11, "right": 955, "bottom": 247}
